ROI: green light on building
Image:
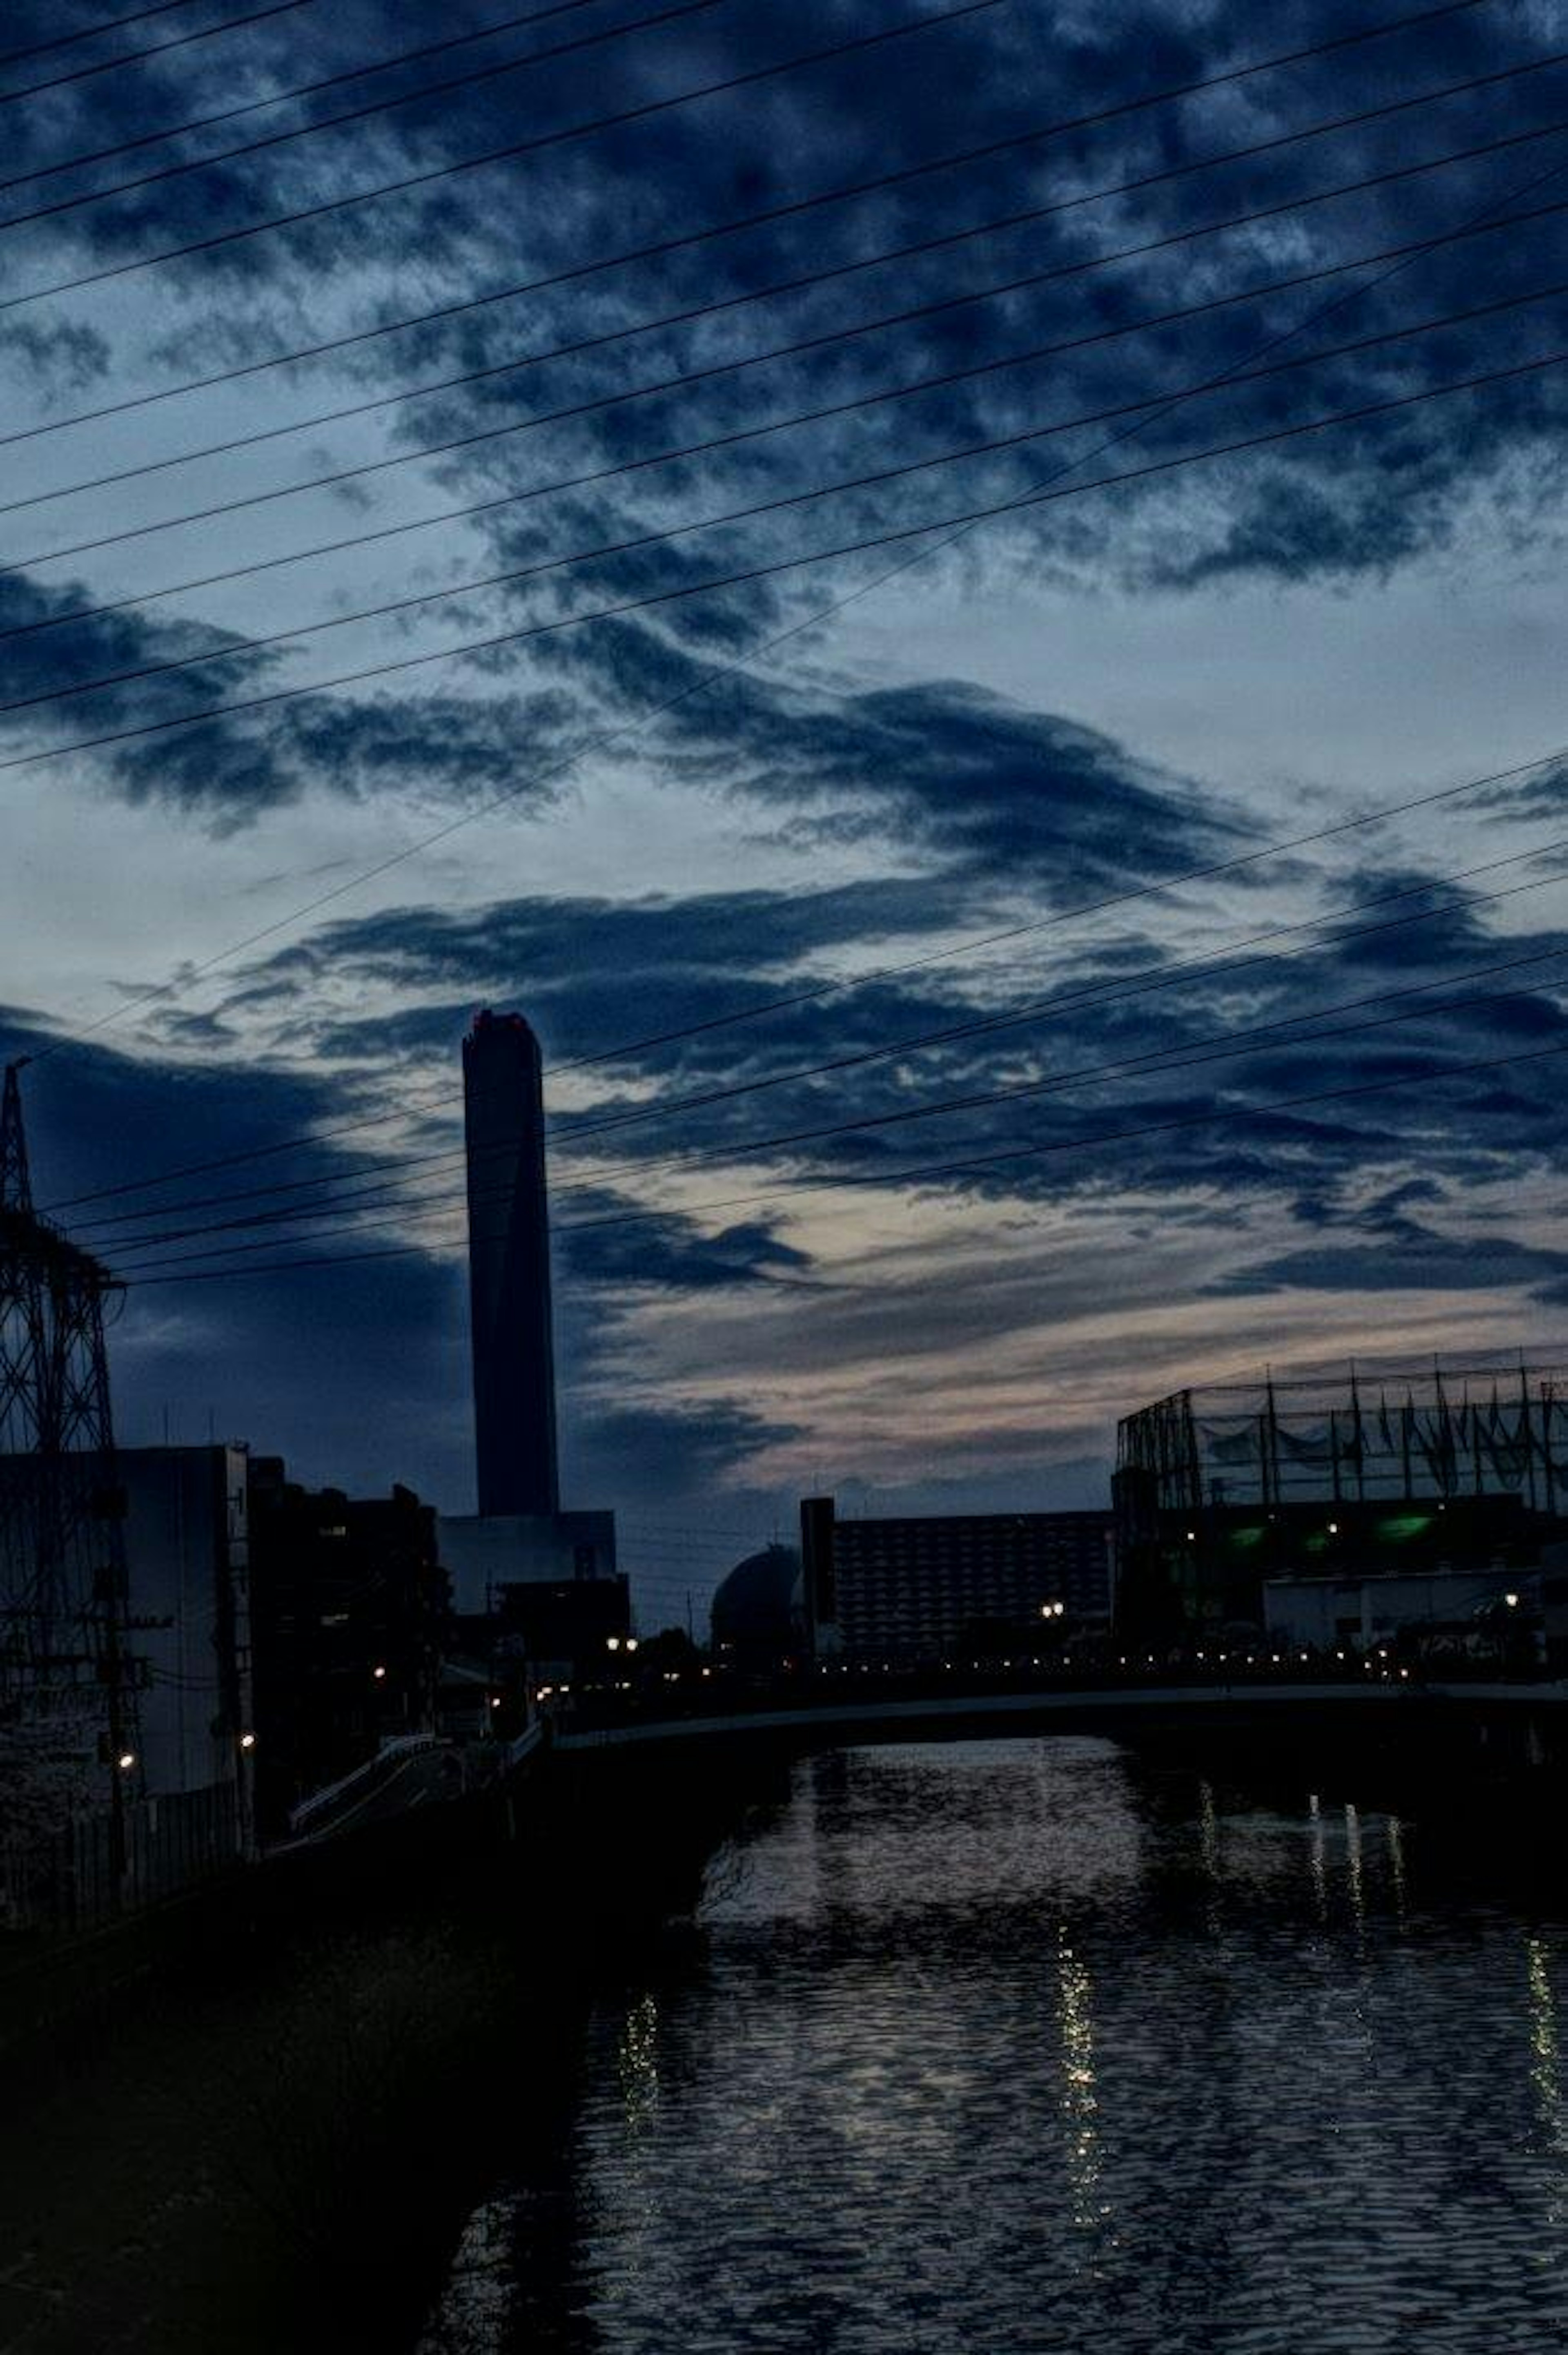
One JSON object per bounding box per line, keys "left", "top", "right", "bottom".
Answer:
{"left": 1376, "top": 1514, "right": 1431, "bottom": 1543}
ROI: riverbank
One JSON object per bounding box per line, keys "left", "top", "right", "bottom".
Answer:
{"left": 0, "top": 1748, "right": 789, "bottom": 2355}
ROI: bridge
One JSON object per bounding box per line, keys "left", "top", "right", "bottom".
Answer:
{"left": 551, "top": 1675, "right": 1568, "bottom": 1752}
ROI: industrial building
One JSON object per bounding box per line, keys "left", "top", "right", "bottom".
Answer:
{"left": 1262, "top": 1565, "right": 1540, "bottom": 1660}
{"left": 1115, "top": 1357, "right": 1568, "bottom": 1639}
{"left": 441, "top": 1507, "right": 627, "bottom": 1682}
{"left": 710, "top": 1543, "right": 805, "bottom": 1671}
{"left": 453, "top": 1010, "right": 620, "bottom": 1674}
{"left": 799, "top": 1495, "right": 1115, "bottom": 1659}
{"left": 464, "top": 1009, "right": 559, "bottom": 1519}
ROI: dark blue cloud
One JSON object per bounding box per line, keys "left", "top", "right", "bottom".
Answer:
{"left": 0, "top": 0, "right": 1561, "bottom": 841}
{"left": 1207, "top": 1229, "right": 1568, "bottom": 1298}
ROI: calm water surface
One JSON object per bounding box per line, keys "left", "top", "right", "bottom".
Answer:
{"left": 422, "top": 1737, "right": 1568, "bottom": 2353}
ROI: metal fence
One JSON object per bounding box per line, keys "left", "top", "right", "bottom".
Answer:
{"left": 0, "top": 1777, "right": 244, "bottom": 1935}
{"left": 1118, "top": 1357, "right": 1568, "bottom": 1514}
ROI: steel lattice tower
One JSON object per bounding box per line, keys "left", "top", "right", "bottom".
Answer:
{"left": 0, "top": 1064, "right": 138, "bottom": 1846}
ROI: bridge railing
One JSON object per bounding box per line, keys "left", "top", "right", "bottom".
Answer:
{"left": 544, "top": 1644, "right": 1560, "bottom": 1739}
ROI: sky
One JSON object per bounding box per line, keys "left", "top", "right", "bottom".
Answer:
{"left": 0, "top": 0, "right": 1564, "bottom": 1625}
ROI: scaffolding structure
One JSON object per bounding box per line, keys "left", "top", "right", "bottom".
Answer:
{"left": 1118, "top": 1356, "right": 1568, "bottom": 1516}
{"left": 0, "top": 1064, "right": 138, "bottom": 1855}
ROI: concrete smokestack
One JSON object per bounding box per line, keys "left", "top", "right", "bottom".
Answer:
{"left": 462, "top": 1009, "right": 559, "bottom": 1518}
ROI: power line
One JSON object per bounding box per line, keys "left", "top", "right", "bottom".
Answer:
{"left": 0, "top": 0, "right": 309, "bottom": 103}
{"left": 3, "top": 347, "right": 1562, "bottom": 775}
{"left": 102, "top": 943, "right": 1568, "bottom": 1270}
{"left": 11, "top": 51, "right": 1558, "bottom": 529}
{"left": 7, "top": 278, "right": 1559, "bottom": 722}
{"left": 553, "top": 850, "right": 1568, "bottom": 1151}
{"left": 12, "top": 158, "right": 1565, "bottom": 656}
{"left": 0, "top": 0, "right": 1012, "bottom": 316}
{"left": 0, "top": 0, "right": 1512, "bottom": 455}
{"left": 0, "top": 1, "right": 227, "bottom": 71}
{"left": 118, "top": 1034, "right": 1568, "bottom": 1287}
{"left": 0, "top": 0, "right": 748, "bottom": 233}
{"left": 0, "top": 0, "right": 689, "bottom": 198}
{"left": 548, "top": 140, "right": 1568, "bottom": 1074}
{"left": 25, "top": 112, "right": 1568, "bottom": 1109}
{"left": 62, "top": 832, "right": 1568, "bottom": 1244}
{"left": 37, "top": 735, "right": 1568, "bottom": 1215}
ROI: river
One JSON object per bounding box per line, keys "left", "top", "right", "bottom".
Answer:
{"left": 421, "top": 1733, "right": 1568, "bottom": 2355}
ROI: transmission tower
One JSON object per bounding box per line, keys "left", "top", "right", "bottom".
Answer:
{"left": 0, "top": 1063, "right": 139, "bottom": 1859}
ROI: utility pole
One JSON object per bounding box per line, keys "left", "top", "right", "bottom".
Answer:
{"left": 0, "top": 1065, "right": 139, "bottom": 1890}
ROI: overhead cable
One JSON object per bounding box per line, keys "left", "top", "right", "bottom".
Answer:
{"left": 0, "top": 0, "right": 750, "bottom": 230}
{"left": 119, "top": 1033, "right": 1568, "bottom": 1285}
{"left": 69, "top": 839, "right": 1568, "bottom": 1244}
{"left": 0, "top": 0, "right": 308, "bottom": 102}
{"left": 3, "top": 346, "right": 1562, "bottom": 773}
{"left": 0, "top": 0, "right": 1012, "bottom": 314}
{"left": 9, "top": 49, "right": 1560, "bottom": 526}
{"left": 4, "top": 279, "right": 1560, "bottom": 720}
{"left": 98, "top": 935, "right": 1568, "bottom": 1265}
{"left": 0, "top": 0, "right": 693, "bottom": 196}
{"left": 0, "top": 0, "right": 1516, "bottom": 451}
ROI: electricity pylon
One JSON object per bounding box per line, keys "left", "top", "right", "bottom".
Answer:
{"left": 0, "top": 1063, "right": 138, "bottom": 1859}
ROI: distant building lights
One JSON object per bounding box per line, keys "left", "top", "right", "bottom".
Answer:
{"left": 606, "top": 1636, "right": 621, "bottom": 1651}
{"left": 238, "top": 1730, "right": 257, "bottom": 1751}
{"left": 1505, "top": 1592, "right": 1521, "bottom": 1608}
{"left": 1327, "top": 1521, "right": 1339, "bottom": 1536}
{"left": 116, "top": 1749, "right": 136, "bottom": 1772}
{"left": 537, "top": 1684, "right": 553, "bottom": 1698}
{"left": 489, "top": 1695, "right": 501, "bottom": 1710}
{"left": 1186, "top": 1530, "right": 1197, "bottom": 1543}
{"left": 625, "top": 1637, "right": 639, "bottom": 1653}
{"left": 372, "top": 1664, "right": 388, "bottom": 1681}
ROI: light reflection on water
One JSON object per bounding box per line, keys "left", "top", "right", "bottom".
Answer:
{"left": 423, "top": 1737, "right": 1568, "bottom": 2355}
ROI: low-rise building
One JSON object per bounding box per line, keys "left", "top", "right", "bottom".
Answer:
{"left": 247, "top": 1461, "right": 448, "bottom": 1831}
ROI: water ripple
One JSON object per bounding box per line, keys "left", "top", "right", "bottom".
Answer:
{"left": 423, "top": 1737, "right": 1568, "bottom": 2355}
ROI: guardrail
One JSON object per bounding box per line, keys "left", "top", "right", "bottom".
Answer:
{"left": 286, "top": 1733, "right": 440, "bottom": 1835}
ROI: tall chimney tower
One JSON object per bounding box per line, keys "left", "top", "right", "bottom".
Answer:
{"left": 462, "top": 1010, "right": 559, "bottom": 1517}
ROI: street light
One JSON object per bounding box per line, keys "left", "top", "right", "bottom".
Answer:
{"left": 238, "top": 1731, "right": 256, "bottom": 1752}
{"left": 116, "top": 1749, "right": 136, "bottom": 1772}
{"left": 372, "top": 1664, "right": 387, "bottom": 1682}
{"left": 606, "top": 1635, "right": 621, "bottom": 1651}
